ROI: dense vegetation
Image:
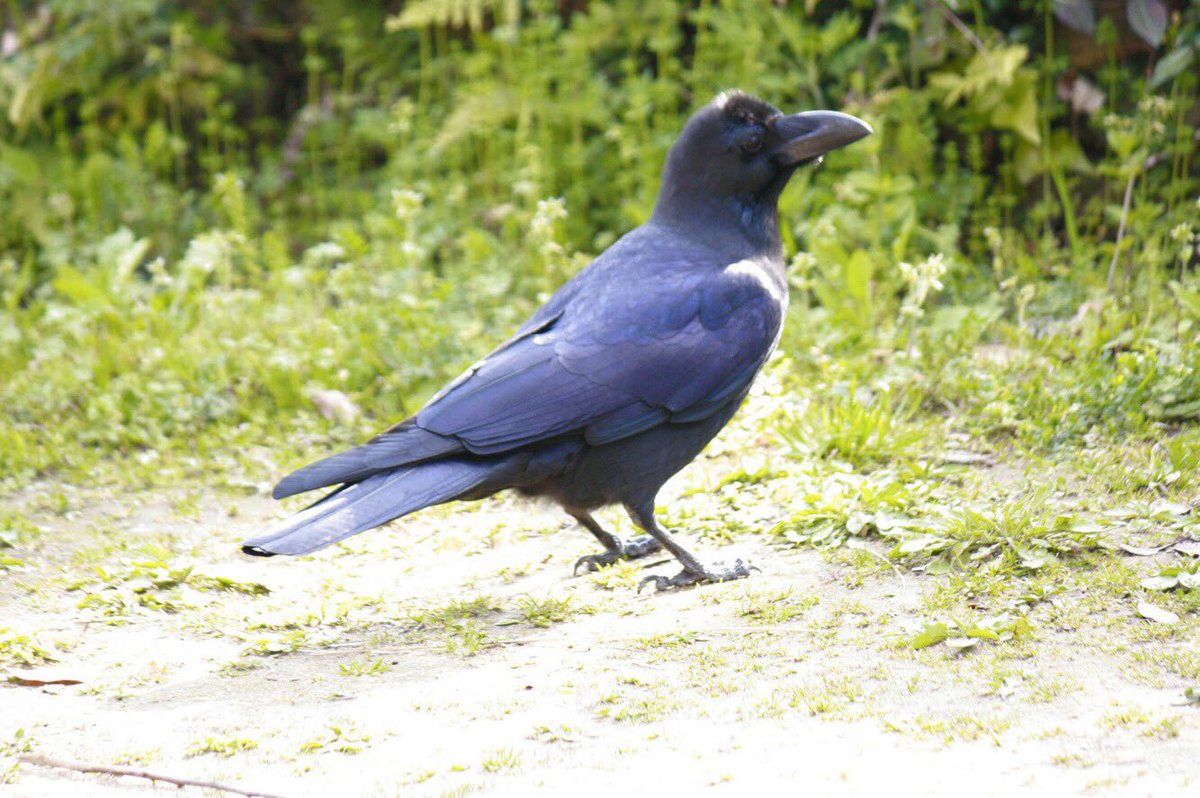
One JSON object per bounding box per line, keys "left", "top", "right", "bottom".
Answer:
{"left": 1, "top": 0, "right": 1197, "bottom": 491}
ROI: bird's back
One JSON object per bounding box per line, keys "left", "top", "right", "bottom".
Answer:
{"left": 505, "top": 221, "right": 786, "bottom": 510}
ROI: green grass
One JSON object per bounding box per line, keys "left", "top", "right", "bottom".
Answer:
{"left": 738, "top": 588, "right": 821, "bottom": 625}
{"left": 408, "top": 596, "right": 502, "bottom": 654}
{"left": 596, "top": 690, "right": 677, "bottom": 724}
{"left": 784, "top": 674, "right": 867, "bottom": 717}
{"left": 1, "top": 3, "right": 1196, "bottom": 500}
{"left": 517, "top": 595, "right": 578, "bottom": 628}
{"left": 480, "top": 748, "right": 522, "bottom": 772}
{"left": 409, "top": 596, "right": 502, "bottom": 626}
{"left": 338, "top": 657, "right": 391, "bottom": 677}
{"left": 0, "top": 628, "right": 59, "bottom": 668}
{"left": 186, "top": 736, "right": 259, "bottom": 758}
{"left": 779, "top": 387, "right": 929, "bottom": 469}
{"left": 298, "top": 722, "right": 371, "bottom": 755}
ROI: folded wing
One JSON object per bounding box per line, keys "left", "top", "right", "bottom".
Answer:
{"left": 418, "top": 264, "right": 781, "bottom": 453}
{"left": 275, "top": 258, "right": 782, "bottom": 498}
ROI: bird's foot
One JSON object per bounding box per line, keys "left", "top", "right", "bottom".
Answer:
{"left": 573, "top": 535, "right": 664, "bottom": 575}
{"left": 638, "top": 559, "right": 758, "bottom": 593}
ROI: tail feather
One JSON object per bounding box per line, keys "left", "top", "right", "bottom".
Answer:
{"left": 272, "top": 422, "right": 463, "bottom": 500}
{"left": 244, "top": 457, "right": 515, "bottom": 556}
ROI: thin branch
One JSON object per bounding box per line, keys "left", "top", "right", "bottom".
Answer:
{"left": 18, "top": 753, "right": 286, "bottom": 798}
{"left": 866, "top": 0, "right": 888, "bottom": 41}
{"left": 934, "top": 0, "right": 986, "bottom": 53}
{"left": 1144, "top": 128, "right": 1200, "bottom": 171}
{"left": 1106, "top": 129, "right": 1199, "bottom": 292}
{"left": 279, "top": 94, "right": 336, "bottom": 187}
{"left": 1107, "top": 173, "right": 1136, "bottom": 292}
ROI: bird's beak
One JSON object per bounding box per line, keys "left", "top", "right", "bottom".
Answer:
{"left": 770, "top": 110, "right": 872, "bottom": 166}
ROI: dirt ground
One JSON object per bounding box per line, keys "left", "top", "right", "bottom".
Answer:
{"left": 2, "top": 447, "right": 1198, "bottom": 797}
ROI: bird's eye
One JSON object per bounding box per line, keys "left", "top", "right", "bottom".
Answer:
{"left": 740, "top": 127, "right": 765, "bottom": 154}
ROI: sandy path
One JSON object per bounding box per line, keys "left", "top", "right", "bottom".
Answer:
{"left": 2, "top": 468, "right": 1197, "bottom": 797}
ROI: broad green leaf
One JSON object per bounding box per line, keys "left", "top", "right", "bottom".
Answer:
{"left": 964, "top": 625, "right": 1000, "bottom": 640}
{"left": 945, "top": 637, "right": 979, "bottom": 650}
{"left": 1120, "top": 543, "right": 1168, "bottom": 556}
{"left": 1017, "top": 548, "right": 1048, "bottom": 569}
{"left": 929, "top": 45, "right": 1029, "bottom": 107}
{"left": 1170, "top": 280, "right": 1200, "bottom": 318}
{"left": 0, "top": 143, "right": 42, "bottom": 182}
{"left": 1010, "top": 617, "right": 1034, "bottom": 639}
{"left": 909, "top": 622, "right": 950, "bottom": 649}
{"left": 923, "top": 557, "right": 953, "bottom": 575}
{"left": 845, "top": 512, "right": 874, "bottom": 536}
{"left": 844, "top": 250, "right": 872, "bottom": 305}
{"left": 1150, "top": 500, "right": 1192, "bottom": 517}
{"left": 1137, "top": 601, "right": 1179, "bottom": 624}
{"left": 52, "top": 265, "right": 109, "bottom": 309}
{"left": 991, "top": 72, "right": 1041, "bottom": 145}
{"left": 1054, "top": 0, "right": 1095, "bottom": 34}
{"left": 1128, "top": 0, "right": 1167, "bottom": 47}
{"left": 1152, "top": 46, "right": 1196, "bottom": 89}
{"left": 898, "top": 534, "right": 941, "bottom": 555}
{"left": 1161, "top": 399, "right": 1200, "bottom": 420}
{"left": 1176, "top": 571, "right": 1200, "bottom": 590}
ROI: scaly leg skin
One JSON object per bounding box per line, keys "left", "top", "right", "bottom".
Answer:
{"left": 624, "top": 500, "right": 758, "bottom": 592}
{"left": 637, "top": 559, "right": 757, "bottom": 592}
{"left": 568, "top": 509, "right": 664, "bottom": 575}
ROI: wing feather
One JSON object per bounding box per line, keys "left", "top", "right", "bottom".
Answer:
{"left": 416, "top": 260, "right": 781, "bottom": 452}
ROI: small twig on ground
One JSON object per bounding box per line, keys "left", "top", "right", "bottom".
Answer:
{"left": 18, "top": 753, "right": 286, "bottom": 798}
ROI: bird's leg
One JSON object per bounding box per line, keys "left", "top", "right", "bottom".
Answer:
{"left": 625, "top": 501, "right": 756, "bottom": 592}
{"left": 569, "top": 509, "right": 663, "bottom": 575}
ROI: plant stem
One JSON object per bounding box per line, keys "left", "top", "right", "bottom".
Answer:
{"left": 1107, "top": 173, "right": 1136, "bottom": 293}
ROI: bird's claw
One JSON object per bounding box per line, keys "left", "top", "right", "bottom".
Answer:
{"left": 638, "top": 559, "right": 757, "bottom": 593}
{"left": 573, "top": 535, "right": 664, "bottom": 575}
{"left": 574, "top": 551, "right": 621, "bottom": 575}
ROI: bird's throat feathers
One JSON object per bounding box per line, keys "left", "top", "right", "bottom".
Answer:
{"left": 652, "top": 183, "right": 788, "bottom": 259}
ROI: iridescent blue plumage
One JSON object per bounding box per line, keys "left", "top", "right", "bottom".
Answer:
{"left": 244, "top": 91, "right": 871, "bottom": 590}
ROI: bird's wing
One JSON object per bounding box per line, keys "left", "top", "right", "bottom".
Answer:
{"left": 416, "top": 262, "right": 783, "bottom": 453}
{"left": 271, "top": 313, "right": 562, "bottom": 499}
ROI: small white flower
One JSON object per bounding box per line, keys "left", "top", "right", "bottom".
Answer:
{"left": 399, "top": 240, "right": 426, "bottom": 262}
{"left": 530, "top": 197, "right": 568, "bottom": 241}
{"left": 899, "top": 253, "right": 949, "bottom": 320}
{"left": 391, "top": 188, "right": 425, "bottom": 221}
{"left": 146, "top": 257, "right": 172, "bottom": 288}
{"left": 181, "top": 231, "right": 237, "bottom": 276}
{"left": 304, "top": 241, "right": 346, "bottom": 266}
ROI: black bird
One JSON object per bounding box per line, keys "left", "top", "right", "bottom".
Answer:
{"left": 243, "top": 91, "right": 871, "bottom": 590}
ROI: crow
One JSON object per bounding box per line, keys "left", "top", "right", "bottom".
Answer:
{"left": 243, "top": 91, "right": 871, "bottom": 591}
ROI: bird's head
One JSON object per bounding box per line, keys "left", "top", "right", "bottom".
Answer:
{"left": 652, "top": 91, "right": 872, "bottom": 252}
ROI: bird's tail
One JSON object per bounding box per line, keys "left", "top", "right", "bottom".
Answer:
{"left": 242, "top": 457, "right": 517, "bottom": 556}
